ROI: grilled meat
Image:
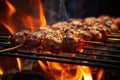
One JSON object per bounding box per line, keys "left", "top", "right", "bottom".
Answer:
{"left": 115, "top": 18, "right": 120, "bottom": 30}
{"left": 11, "top": 30, "right": 30, "bottom": 46}
{"left": 40, "top": 27, "right": 62, "bottom": 52}
{"left": 11, "top": 16, "right": 120, "bottom": 52}
{"left": 62, "top": 29, "right": 80, "bottom": 52}
{"left": 25, "top": 31, "right": 42, "bottom": 49}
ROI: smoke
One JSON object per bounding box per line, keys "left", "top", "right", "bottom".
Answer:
{"left": 43, "top": 0, "right": 69, "bottom": 25}
{"left": 43, "top": 0, "right": 101, "bottom": 24}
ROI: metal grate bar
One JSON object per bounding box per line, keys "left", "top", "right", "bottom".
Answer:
{"left": 0, "top": 52, "right": 120, "bottom": 69}
{"left": 0, "top": 34, "right": 120, "bottom": 70}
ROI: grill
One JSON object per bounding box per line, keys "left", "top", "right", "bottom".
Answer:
{"left": 0, "top": 33, "right": 120, "bottom": 69}
{"left": 1, "top": 0, "right": 120, "bottom": 80}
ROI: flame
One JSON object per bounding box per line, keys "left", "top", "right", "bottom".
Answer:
{"left": 5, "top": 0, "right": 16, "bottom": 17}
{"left": 0, "top": 67, "right": 4, "bottom": 75}
{"left": 37, "top": 47, "right": 93, "bottom": 80}
{"left": 38, "top": 60, "right": 48, "bottom": 72}
{"left": 20, "top": 0, "right": 47, "bottom": 32}
{"left": 96, "top": 69, "right": 104, "bottom": 80}
{"left": 1, "top": 1, "right": 94, "bottom": 80}
{"left": 2, "top": 22, "right": 15, "bottom": 34}
{"left": 1, "top": 0, "right": 16, "bottom": 34}
{"left": 38, "top": 61, "right": 93, "bottom": 80}
{"left": 1, "top": 0, "right": 47, "bottom": 34}
{"left": 16, "top": 58, "right": 22, "bottom": 72}
{"left": 38, "top": 0, "right": 47, "bottom": 26}
{"left": 80, "top": 66, "right": 93, "bottom": 80}
{"left": 38, "top": 52, "right": 93, "bottom": 80}
{"left": 20, "top": 16, "right": 38, "bottom": 32}
{"left": 60, "top": 65, "right": 83, "bottom": 80}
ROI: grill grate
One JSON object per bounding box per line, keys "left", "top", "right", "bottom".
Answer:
{"left": 0, "top": 33, "right": 120, "bottom": 69}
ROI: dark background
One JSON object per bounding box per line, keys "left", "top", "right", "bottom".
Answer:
{"left": 64, "top": 0, "right": 120, "bottom": 18}
{"left": 0, "top": 0, "right": 120, "bottom": 27}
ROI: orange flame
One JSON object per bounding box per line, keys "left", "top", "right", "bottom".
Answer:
{"left": 38, "top": 60, "right": 48, "bottom": 72}
{"left": 80, "top": 66, "right": 93, "bottom": 80}
{"left": 2, "top": 0, "right": 47, "bottom": 34}
{"left": 38, "top": 52, "right": 93, "bottom": 80}
{"left": 1, "top": 0, "right": 16, "bottom": 34}
{"left": 37, "top": 48, "right": 93, "bottom": 80}
{"left": 20, "top": 16, "right": 38, "bottom": 32}
{"left": 96, "top": 69, "right": 104, "bottom": 80}
{"left": 5, "top": 0, "right": 16, "bottom": 17}
{"left": 60, "top": 65, "right": 83, "bottom": 80}
{"left": 38, "top": 0, "right": 47, "bottom": 26}
{"left": 1, "top": 1, "right": 95, "bottom": 80}
{"left": 16, "top": 58, "right": 22, "bottom": 72}
{"left": 19, "top": 0, "right": 47, "bottom": 32}
{"left": 2, "top": 22, "right": 15, "bottom": 34}
{"left": 0, "top": 67, "right": 4, "bottom": 75}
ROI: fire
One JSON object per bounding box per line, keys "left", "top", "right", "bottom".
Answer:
{"left": 1, "top": 0, "right": 47, "bottom": 34}
{"left": 20, "top": 16, "right": 38, "bottom": 32}
{"left": 1, "top": 0, "right": 16, "bottom": 34}
{"left": 5, "top": 0, "right": 16, "bottom": 17}
{"left": 37, "top": 49, "right": 93, "bottom": 80}
{"left": 38, "top": 60, "right": 48, "bottom": 72}
{"left": 0, "top": 67, "right": 4, "bottom": 75}
{"left": 0, "top": 0, "right": 105, "bottom": 80}
{"left": 2, "top": 22, "right": 15, "bottom": 34}
{"left": 80, "top": 66, "right": 93, "bottom": 80}
{"left": 16, "top": 58, "right": 22, "bottom": 72}
{"left": 38, "top": 0, "right": 47, "bottom": 26}
{"left": 38, "top": 52, "right": 93, "bottom": 80}
{"left": 20, "top": 0, "right": 47, "bottom": 32}
{"left": 38, "top": 61, "right": 93, "bottom": 80}
{"left": 96, "top": 69, "right": 104, "bottom": 80}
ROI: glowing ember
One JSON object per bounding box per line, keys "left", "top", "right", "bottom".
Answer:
{"left": 0, "top": 67, "right": 3, "bottom": 75}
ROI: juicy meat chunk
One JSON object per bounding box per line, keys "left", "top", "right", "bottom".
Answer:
{"left": 10, "top": 16, "right": 120, "bottom": 53}
{"left": 11, "top": 30, "right": 30, "bottom": 45}
{"left": 25, "top": 31, "right": 42, "bottom": 49}
{"left": 41, "top": 27, "right": 62, "bottom": 52}
{"left": 62, "top": 29, "right": 80, "bottom": 52}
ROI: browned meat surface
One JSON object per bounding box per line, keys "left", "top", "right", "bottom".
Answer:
{"left": 10, "top": 16, "right": 120, "bottom": 52}
{"left": 11, "top": 30, "right": 30, "bottom": 45}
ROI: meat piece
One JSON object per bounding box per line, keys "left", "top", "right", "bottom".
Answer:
{"left": 51, "top": 21, "right": 69, "bottom": 31}
{"left": 62, "top": 29, "right": 80, "bottom": 52}
{"left": 92, "top": 24, "right": 111, "bottom": 41}
{"left": 97, "top": 15, "right": 111, "bottom": 23}
{"left": 25, "top": 31, "right": 42, "bottom": 49}
{"left": 84, "top": 17, "right": 96, "bottom": 26}
{"left": 114, "top": 18, "right": 120, "bottom": 30}
{"left": 69, "top": 19, "right": 83, "bottom": 26}
{"left": 10, "top": 16, "right": 120, "bottom": 52}
{"left": 78, "top": 30, "right": 93, "bottom": 41}
{"left": 84, "top": 27, "right": 103, "bottom": 41}
{"left": 41, "top": 27, "right": 62, "bottom": 52}
{"left": 11, "top": 30, "right": 30, "bottom": 45}
{"left": 97, "top": 16, "right": 119, "bottom": 32}
{"left": 103, "top": 20, "right": 119, "bottom": 32}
